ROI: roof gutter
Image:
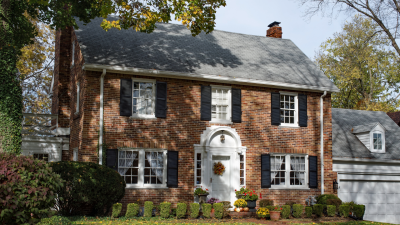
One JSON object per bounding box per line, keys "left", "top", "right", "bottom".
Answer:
{"left": 83, "top": 64, "right": 339, "bottom": 93}
{"left": 320, "top": 91, "right": 327, "bottom": 194}
{"left": 99, "top": 69, "right": 106, "bottom": 165}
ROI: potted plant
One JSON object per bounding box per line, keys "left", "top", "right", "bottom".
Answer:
{"left": 243, "top": 190, "right": 258, "bottom": 211}
{"left": 256, "top": 207, "right": 270, "bottom": 219}
{"left": 194, "top": 186, "right": 209, "bottom": 203}
{"left": 270, "top": 206, "right": 282, "bottom": 221}
{"left": 235, "top": 187, "right": 250, "bottom": 199}
{"left": 233, "top": 199, "right": 247, "bottom": 212}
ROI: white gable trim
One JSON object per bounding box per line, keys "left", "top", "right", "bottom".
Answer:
{"left": 83, "top": 63, "right": 340, "bottom": 93}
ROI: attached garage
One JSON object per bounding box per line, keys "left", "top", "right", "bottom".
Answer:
{"left": 332, "top": 109, "right": 400, "bottom": 224}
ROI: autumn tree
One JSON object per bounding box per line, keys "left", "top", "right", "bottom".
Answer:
{"left": 0, "top": 0, "right": 226, "bottom": 153}
{"left": 300, "top": 0, "right": 400, "bottom": 57}
{"left": 315, "top": 15, "right": 400, "bottom": 112}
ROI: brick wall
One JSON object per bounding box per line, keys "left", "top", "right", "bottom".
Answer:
{"left": 76, "top": 70, "right": 336, "bottom": 214}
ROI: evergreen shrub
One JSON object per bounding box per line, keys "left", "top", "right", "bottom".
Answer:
{"left": 176, "top": 203, "right": 187, "bottom": 218}
{"left": 317, "top": 194, "right": 341, "bottom": 205}
{"left": 112, "top": 203, "right": 122, "bottom": 218}
{"left": 327, "top": 205, "right": 336, "bottom": 217}
{"left": 202, "top": 203, "right": 212, "bottom": 218}
{"left": 190, "top": 203, "right": 200, "bottom": 218}
{"left": 213, "top": 203, "right": 224, "bottom": 219}
{"left": 353, "top": 204, "right": 365, "bottom": 219}
{"left": 160, "top": 202, "right": 171, "bottom": 218}
{"left": 327, "top": 199, "right": 342, "bottom": 212}
{"left": 144, "top": 201, "right": 153, "bottom": 217}
{"left": 38, "top": 216, "right": 72, "bottom": 225}
{"left": 305, "top": 206, "right": 313, "bottom": 218}
{"left": 125, "top": 203, "right": 140, "bottom": 218}
{"left": 281, "top": 205, "right": 291, "bottom": 219}
{"left": 292, "top": 204, "right": 303, "bottom": 218}
{"left": 339, "top": 204, "right": 350, "bottom": 217}
{"left": 313, "top": 204, "right": 324, "bottom": 217}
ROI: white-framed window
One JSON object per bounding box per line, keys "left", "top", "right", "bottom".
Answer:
{"left": 118, "top": 148, "right": 167, "bottom": 188}
{"left": 239, "top": 154, "right": 245, "bottom": 186}
{"left": 369, "top": 124, "right": 385, "bottom": 153}
{"left": 195, "top": 153, "right": 202, "bottom": 185}
{"left": 131, "top": 78, "right": 156, "bottom": 118}
{"left": 75, "top": 82, "right": 80, "bottom": 114}
{"left": 71, "top": 41, "right": 75, "bottom": 66}
{"left": 33, "top": 153, "right": 49, "bottom": 162}
{"left": 280, "top": 92, "right": 298, "bottom": 127}
{"left": 271, "top": 154, "right": 308, "bottom": 189}
{"left": 211, "top": 86, "right": 231, "bottom": 123}
{"left": 73, "top": 148, "right": 78, "bottom": 161}
{"left": 373, "top": 133, "right": 382, "bottom": 150}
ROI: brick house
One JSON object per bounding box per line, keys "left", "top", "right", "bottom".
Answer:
{"left": 51, "top": 17, "right": 339, "bottom": 210}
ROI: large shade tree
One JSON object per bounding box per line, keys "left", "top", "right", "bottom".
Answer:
{"left": 0, "top": 0, "right": 226, "bottom": 153}
{"left": 315, "top": 15, "right": 400, "bottom": 111}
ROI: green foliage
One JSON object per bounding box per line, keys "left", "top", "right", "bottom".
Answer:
{"left": 305, "top": 206, "right": 313, "bottom": 218}
{"left": 313, "top": 204, "right": 324, "bottom": 217}
{"left": 190, "top": 203, "right": 200, "bottom": 219}
{"left": 176, "top": 203, "right": 187, "bottom": 218}
{"left": 213, "top": 203, "right": 224, "bottom": 219}
{"left": 316, "top": 194, "right": 341, "bottom": 205}
{"left": 315, "top": 15, "right": 400, "bottom": 112}
{"left": 292, "top": 204, "right": 304, "bottom": 218}
{"left": 327, "top": 205, "right": 336, "bottom": 217}
{"left": 327, "top": 199, "right": 342, "bottom": 212}
{"left": 193, "top": 187, "right": 209, "bottom": 196}
{"left": 125, "top": 203, "right": 139, "bottom": 218}
{"left": 170, "top": 208, "right": 177, "bottom": 218}
{"left": 111, "top": 203, "right": 122, "bottom": 218}
{"left": 259, "top": 199, "right": 274, "bottom": 207}
{"left": 202, "top": 203, "right": 212, "bottom": 218}
{"left": 144, "top": 201, "right": 153, "bottom": 217}
{"left": 0, "top": 153, "right": 64, "bottom": 224}
{"left": 38, "top": 216, "right": 72, "bottom": 225}
{"left": 160, "top": 202, "right": 171, "bottom": 218}
{"left": 281, "top": 205, "right": 290, "bottom": 219}
{"left": 353, "top": 204, "right": 365, "bottom": 219}
{"left": 343, "top": 201, "right": 357, "bottom": 212}
{"left": 339, "top": 204, "right": 350, "bottom": 217}
{"left": 50, "top": 161, "right": 125, "bottom": 216}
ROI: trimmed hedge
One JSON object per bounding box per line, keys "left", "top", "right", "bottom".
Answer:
{"left": 327, "top": 205, "right": 336, "bottom": 217}
{"left": 125, "top": 203, "right": 139, "bottom": 218}
{"left": 339, "top": 204, "right": 350, "bottom": 217}
{"left": 213, "top": 203, "right": 224, "bottom": 219}
{"left": 176, "top": 203, "right": 187, "bottom": 218}
{"left": 0, "top": 153, "right": 64, "bottom": 224}
{"left": 112, "top": 203, "right": 122, "bottom": 218}
{"left": 38, "top": 216, "right": 72, "bottom": 225}
{"left": 305, "top": 206, "right": 313, "bottom": 218}
{"left": 144, "top": 201, "right": 153, "bottom": 217}
{"left": 327, "top": 199, "right": 342, "bottom": 212}
{"left": 190, "top": 203, "right": 200, "bottom": 218}
{"left": 202, "top": 203, "right": 212, "bottom": 218}
{"left": 317, "top": 194, "right": 341, "bottom": 205}
{"left": 160, "top": 202, "right": 171, "bottom": 218}
{"left": 292, "top": 204, "right": 303, "bottom": 218}
{"left": 313, "top": 204, "right": 324, "bottom": 217}
{"left": 353, "top": 204, "right": 365, "bottom": 219}
{"left": 281, "top": 205, "right": 290, "bottom": 219}
{"left": 50, "top": 161, "right": 125, "bottom": 216}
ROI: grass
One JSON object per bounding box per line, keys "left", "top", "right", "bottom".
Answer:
{"left": 62, "top": 216, "right": 393, "bottom": 225}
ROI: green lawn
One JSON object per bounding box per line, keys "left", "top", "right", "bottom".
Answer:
{"left": 63, "top": 216, "right": 393, "bottom": 225}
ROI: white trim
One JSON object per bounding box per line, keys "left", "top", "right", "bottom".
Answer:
{"left": 73, "top": 147, "right": 78, "bottom": 161}
{"left": 320, "top": 91, "right": 327, "bottom": 195}
{"left": 118, "top": 148, "right": 168, "bottom": 189}
{"left": 83, "top": 64, "right": 340, "bottom": 93}
{"left": 99, "top": 69, "right": 106, "bottom": 165}
{"left": 332, "top": 157, "right": 400, "bottom": 164}
{"left": 71, "top": 41, "right": 75, "bottom": 67}
{"left": 279, "top": 92, "right": 298, "bottom": 127}
{"left": 75, "top": 81, "right": 80, "bottom": 114}
{"left": 131, "top": 78, "right": 156, "bottom": 118}
{"left": 270, "top": 153, "right": 308, "bottom": 189}
{"left": 370, "top": 124, "right": 385, "bottom": 153}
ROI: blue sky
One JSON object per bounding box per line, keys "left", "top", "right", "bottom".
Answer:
{"left": 172, "top": 0, "right": 351, "bottom": 60}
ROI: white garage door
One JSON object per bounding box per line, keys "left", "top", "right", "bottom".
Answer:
{"left": 339, "top": 181, "right": 400, "bottom": 224}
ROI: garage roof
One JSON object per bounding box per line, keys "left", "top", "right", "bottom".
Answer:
{"left": 332, "top": 108, "right": 400, "bottom": 160}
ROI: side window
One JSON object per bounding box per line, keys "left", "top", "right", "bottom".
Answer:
{"left": 76, "top": 82, "right": 80, "bottom": 114}
{"left": 71, "top": 41, "right": 75, "bottom": 66}
{"left": 132, "top": 80, "right": 156, "bottom": 118}
{"left": 195, "top": 153, "right": 202, "bottom": 185}
{"left": 240, "top": 154, "right": 245, "bottom": 186}
{"left": 211, "top": 87, "right": 231, "bottom": 122}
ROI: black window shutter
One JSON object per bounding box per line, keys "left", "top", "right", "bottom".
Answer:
{"left": 298, "top": 94, "right": 308, "bottom": 127}
{"left": 261, "top": 154, "right": 271, "bottom": 188}
{"left": 167, "top": 151, "right": 179, "bottom": 188}
{"left": 155, "top": 81, "right": 167, "bottom": 118}
{"left": 231, "top": 88, "right": 242, "bottom": 123}
{"left": 271, "top": 92, "right": 281, "bottom": 125}
{"left": 106, "top": 149, "right": 118, "bottom": 171}
{"left": 201, "top": 85, "right": 212, "bottom": 121}
{"left": 309, "top": 156, "right": 318, "bottom": 188}
{"left": 120, "top": 79, "right": 132, "bottom": 116}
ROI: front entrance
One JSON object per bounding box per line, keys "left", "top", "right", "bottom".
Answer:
{"left": 211, "top": 155, "right": 231, "bottom": 201}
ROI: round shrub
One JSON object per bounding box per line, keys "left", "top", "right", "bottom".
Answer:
{"left": 50, "top": 161, "right": 125, "bottom": 216}
{"left": 38, "top": 216, "right": 72, "bottom": 225}
{"left": 317, "top": 194, "right": 341, "bottom": 205}
{"left": 0, "top": 152, "right": 64, "bottom": 224}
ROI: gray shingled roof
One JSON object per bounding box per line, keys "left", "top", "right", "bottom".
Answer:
{"left": 74, "top": 16, "right": 338, "bottom": 91}
{"left": 332, "top": 108, "right": 400, "bottom": 160}
{"left": 351, "top": 122, "right": 383, "bottom": 134}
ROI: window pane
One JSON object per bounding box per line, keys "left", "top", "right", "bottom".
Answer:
{"left": 290, "top": 117, "right": 294, "bottom": 124}
{"left": 240, "top": 170, "right": 244, "bottom": 177}
{"left": 126, "top": 176, "right": 132, "bottom": 184}
{"left": 240, "top": 155, "right": 244, "bottom": 161}
{"left": 240, "top": 163, "right": 244, "bottom": 170}
{"left": 134, "top": 82, "right": 139, "bottom": 89}
{"left": 197, "top": 153, "right": 201, "bottom": 160}
{"left": 197, "top": 177, "right": 201, "bottom": 184}
{"left": 197, "top": 169, "right": 201, "bottom": 176}
{"left": 132, "top": 176, "right": 138, "bottom": 184}
{"left": 197, "top": 161, "right": 201, "bottom": 168}
{"left": 280, "top": 95, "right": 284, "bottom": 101}
{"left": 132, "top": 168, "right": 138, "bottom": 176}
{"left": 240, "top": 178, "right": 244, "bottom": 185}
{"left": 145, "top": 168, "right": 151, "bottom": 175}
{"left": 290, "top": 96, "right": 294, "bottom": 102}
{"left": 285, "top": 117, "right": 289, "bottom": 123}
{"left": 285, "top": 95, "right": 289, "bottom": 101}
{"left": 290, "top": 103, "right": 294, "bottom": 109}
{"left": 144, "top": 176, "right": 150, "bottom": 184}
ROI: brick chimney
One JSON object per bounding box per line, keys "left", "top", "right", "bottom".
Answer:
{"left": 267, "top": 21, "right": 282, "bottom": 38}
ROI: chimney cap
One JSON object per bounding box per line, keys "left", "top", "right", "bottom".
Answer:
{"left": 268, "top": 21, "right": 281, "bottom": 28}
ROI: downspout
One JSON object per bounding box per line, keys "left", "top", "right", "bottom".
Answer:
{"left": 320, "top": 91, "right": 327, "bottom": 194}
{"left": 99, "top": 69, "right": 106, "bottom": 165}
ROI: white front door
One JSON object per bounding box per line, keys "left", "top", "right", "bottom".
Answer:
{"left": 211, "top": 155, "right": 231, "bottom": 201}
